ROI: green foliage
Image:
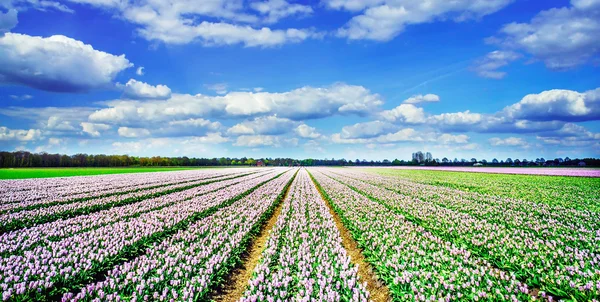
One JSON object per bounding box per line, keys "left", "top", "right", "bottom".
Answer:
{"left": 0, "top": 167, "right": 205, "bottom": 179}
{"left": 371, "top": 169, "right": 600, "bottom": 212}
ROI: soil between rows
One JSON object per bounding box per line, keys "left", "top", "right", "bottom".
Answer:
{"left": 310, "top": 171, "right": 392, "bottom": 302}
{"left": 211, "top": 171, "right": 294, "bottom": 302}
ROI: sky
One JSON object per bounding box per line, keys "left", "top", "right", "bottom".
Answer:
{"left": 0, "top": 0, "right": 599, "bottom": 161}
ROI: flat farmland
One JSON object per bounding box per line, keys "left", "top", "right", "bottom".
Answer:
{"left": 0, "top": 167, "right": 598, "bottom": 301}
{"left": 0, "top": 167, "right": 214, "bottom": 179}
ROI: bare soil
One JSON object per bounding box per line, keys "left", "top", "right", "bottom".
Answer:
{"left": 212, "top": 180, "right": 291, "bottom": 302}
{"left": 311, "top": 176, "right": 392, "bottom": 302}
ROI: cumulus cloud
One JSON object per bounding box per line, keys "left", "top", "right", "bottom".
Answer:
{"left": 89, "top": 83, "right": 383, "bottom": 124}
{"left": 205, "top": 83, "right": 228, "bottom": 95}
{"left": 0, "top": 8, "right": 17, "bottom": 33}
{"left": 250, "top": 0, "right": 313, "bottom": 23}
{"left": 380, "top": 104, "right": 426, "bottom": 124}
{"left": 80, "top": 122, "right": 110, "bottom": 137}
{"left": 332, "top": 127, "right": 425, "bottom": 144}
{"left": 233, "top": 135, "right": 298, "bottom": 147}
{"left": 168, "top": 118, "right": 222, "bottom": 130}
{"left": 66, "top": 0, "right": 319, "bottom": 47}
{"left": 489, "top": 136, "right": 529, "bottom": 147}
{"left": 502, "top": 88, "right": 600, "bottom": 122}
{"left": 183, "top": 132, "right": 229, "bottom": 144}
{"left": 536, "top": 123, "right": 600, "bottom": 147}
{"left": 9, "top": 94, "right": 32, "bottom": 101}
{"left": 333, "top": 0, "right": 513, "bottom": 41}
{"left": 403, "top": 94, "right": 440, "bottom": 104}
{"left": 438, "top": 133, "right": 469, "bottom": 144}
{"left": 118, "top": 126, "right": 150, "bottom": 138}
{"left": 294, "top": 124, "right": 321, "bottom": 139}
{"left": 227, "top": 116, "right": 297, "bottom": 135}
{"left": 136, "top": 66, "right": 144, "bottom": 76}
{"left": 122, "top": 79, "right": 171, "bottom": 100}
{"left": 430, "top": 110, "right": 482, "bottom": 127}
{"left": 340, "top": 121, "right": 396, "bottom": 139}
{"left": 0, "top": 33, "right": 132, "bottom": 92}
{"left": 0, "top": 126, "right": 42, "bottom": 141}
{"left": 489, "top": 0, "right": 600, "bottom": 69}
{"left": 471, "top": 50, "right": 521, "bottom": 79}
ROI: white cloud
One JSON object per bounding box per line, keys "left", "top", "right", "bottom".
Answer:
{"left": 380, "top": 104, "right": 426, "bottom": 124}
{"left": 489, "top": 136, "right": 529, "bottom": 147}
{"left": 403, "top": 93, "right": 440, "bottom": 104}
{"left": 303, "top": 139, "right": 325, "bottom": 153}
{"left": 438, "top": 133, "right": 469, "bottom": 144}
{"left": 332, "top": 127, "right": 424, "bottom": 144}
{"left": 6, "top": 0, "right": 74, "bottom": 13}
{"left": 0, "top": 126, "right": 42, "bottom": 141}
{"left": 0, "top": 33, "right": 132, "bottom": 92}
{"left": 0, "top": 8, "right": 17, "bottom": 33}
{"left": 430, "top": 110, "right": 482, "bottom": 126}
{"left": 250, "top": 0, "right": 313, "bottom": 23}
{"left": 80, "top": 122, "right": 110, "bottom": 137}
{"left": 233, "top": 134, "right": 298, "bottom": 147}
{"left": 227, "top": 115, "right": 296, "bottom": 135}
{"left": 334, "top": 0, "right": 514, "bottom": 41}
{"left": 9, "top": 94, "right": 32, "bottom": 101}
{"left": 340, "top": 120, "right": 395, "bottom": 139}
{"left": 374, "top": 128, "right": 424, "bottom": 143}
{"left": 183, "top": 132, "right": 229, "bottom": 144}
{"left": 205, "top": 83, "right": 228, "bottom": 95}
{"left": 136, "top": 66, "right": 144, "bottom": 76}
{"left": 294, "top": 124, "right": 321, "bottom": 139}
{"left": 168, "top": 118, "right": 222, "bottom": 130}
{"left": 471, "top": 50, "right": 521, "bottom": 79}
{"left": 503, "top": 88, "right": 600, "bottom": 122}
{"left": 489, "top": 0, "right": 600, "bottom": 69}
{"left": 118, "top": 126, "right": 150, "bottom": 138}
{"left": 122, "top": 79, "right": 171, "bottom": 100}
{"left": 48, "top": 137, "right": 62, "bottom": 145}
{"left": 89, "top": 83, "right": 383, "bottom": 124}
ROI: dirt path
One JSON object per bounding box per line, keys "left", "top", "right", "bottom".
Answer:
{"left": 310, "top": 172, "right": 392, "bottom": 302}
{"left": 212, "top": 175, "right": 293, "bottom": 302}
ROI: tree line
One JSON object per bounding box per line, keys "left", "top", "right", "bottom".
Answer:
{"left": 0, "top": 150, "right": 599, "bottom": 168}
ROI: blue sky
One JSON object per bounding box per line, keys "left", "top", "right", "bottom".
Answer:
{"left": 0, "top": 0, "right": 599, "bottom": 161}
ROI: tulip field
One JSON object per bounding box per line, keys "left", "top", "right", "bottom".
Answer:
{"left": 0, "top": 167, "right": 598, "bottom": 301}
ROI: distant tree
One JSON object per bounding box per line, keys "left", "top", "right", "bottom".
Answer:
{"left": 442, "top": 157, "right": 449, "bottom": 164}
{"left": 492, "top": 158, "right": 498, "bottom": 164}
{"left": 470, "top": 158, "right": 477, "bottom": 163}
{"left": 506, "top": 158, "right": 513, "bottom": 164}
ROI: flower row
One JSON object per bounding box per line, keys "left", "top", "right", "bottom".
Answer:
{"left": 0, "top": 170, "right": 277, "bottom": 255}
{"left": 60, "top": 169, "right": 297, "bottom": 302}
{"left": 0, "top": 168, "right": 292, "bottom": 300}
{"left": 318, "top": 168, "right": 600, "bottom": 300}
{"left": 241, "top": 169, "right": 369, "bottom": 302}
{"left": 0, "top": 169, "right": 244, "bottom": 204}
{"left": 310, "top": 169, "right": 532, "bottom": 301}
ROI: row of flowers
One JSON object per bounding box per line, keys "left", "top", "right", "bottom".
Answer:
{"left": 0, "top": 169, "right": 244, "bottom": 205}
{"left": 310, "top": 169, "right": 532, "bottom": 301}
{"left": 0, "top": 171, "right": 259, "bottom": 233}
{"left": 319, "top": 169, "right": 600, "bottom": 300}
{"left": 372, "top": 168, "right": 600, "bottom": 212}
{"left": 0, "top": 168, "right": 292, "bottom": 300}
{"left": 60, "top": 169, "right": 297, "bottom": 302}
{"left": 0, "top": 170, "right": 276, "bottom": 255}
{"left": 331, "top": 169, "right": 600, "bottom": 253}
{"left": 241, "top": 169, "right": 369, "bottom": 302}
